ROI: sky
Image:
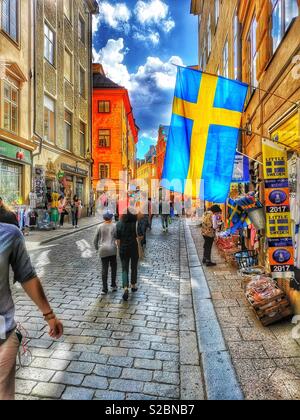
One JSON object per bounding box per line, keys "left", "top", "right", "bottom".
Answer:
{"left": 92, "top": 0, "right": 198, "bottom": 158}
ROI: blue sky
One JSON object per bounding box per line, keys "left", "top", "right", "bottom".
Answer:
{"left": 93, "top": 0, "right": 198, "bottom": 158}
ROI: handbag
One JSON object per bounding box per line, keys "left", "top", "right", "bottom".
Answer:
{"left": 136, "top": 222, "right": 144, "bottom": 260}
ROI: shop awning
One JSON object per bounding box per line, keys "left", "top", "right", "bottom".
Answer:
{"left": 270, "top": 112, "right": 300, "bottom": 151}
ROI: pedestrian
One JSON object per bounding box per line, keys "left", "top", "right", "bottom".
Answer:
{"left": 159, "top": 200, "right": 169, "bottom": 233}
{"left": 201, "top": 204, "right": 222, "bottom": 267}
{"left": 0, "top": 221, "right": 63, "bottom": 401}
{"left": 58, "top": 196, "right": 67, "bottom": 227}
{"left": 0, "top": 198, "right": 18, "bottom": 227}
{"left": 71, "top": 195, "right": 81, "bottom": 228}
{"left": 148, "top": 198, "right": 154, "bottom": 229}
{"left": 94, "top": 211, "right": 118, "bottom": 296}
{"left": 116, "top": 210, "right": 144, "bottom": 301}
{"left": 137, "top": 209, "right": 148, "bottom": 249}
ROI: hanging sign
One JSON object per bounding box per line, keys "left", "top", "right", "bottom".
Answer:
{"left": 262, "top": 139, "right": 294, "bottom": 279}
{"left": 232, "top": 153, "right": 250, "bottom": 183}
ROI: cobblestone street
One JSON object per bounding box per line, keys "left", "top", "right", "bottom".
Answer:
{"left": 14, "top": 219, "right": 204, "bottom": 400}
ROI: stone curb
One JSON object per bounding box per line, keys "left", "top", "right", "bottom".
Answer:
{"left": 38, "top": 222, "right": 101, "bottom": 245}
{"left": 184, "top": 222, "right": 244, "bottom": 401}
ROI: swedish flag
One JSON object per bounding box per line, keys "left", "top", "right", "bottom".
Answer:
{"left": 161, "top": 66, "right": 248, "bottom": 203}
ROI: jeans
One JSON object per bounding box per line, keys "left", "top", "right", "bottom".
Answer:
{"left": 101, "top": 256, "right": 117, "bottom": 291}
{"left": 72, "top": 210, "right": 78, "bottom": 227}
{"left": 161, "top": 215, "right": 169, "bottom": 229}
{"left": 0, "top": 331, "right": 20, "bottom": 400}
{"left": 59, "top": 213, "right": 65, "bottom": 226}
{"left": 120, "top": 254, "right": 139, "bottom": 288}
{"left": 203, "top": 236, "right": 215, "bottom": 262}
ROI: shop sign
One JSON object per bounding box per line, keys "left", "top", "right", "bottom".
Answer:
{"left": 61, "top": 163, "right": 88, "bottom": 177}
{"left": 232, "top": 153, "right": 250, "bottom": 183}
{"left": 0, "top": 140, "right": 32, "bottom": 164}
{"left": 262, "top": 139, "right": 294, "bottom": 278}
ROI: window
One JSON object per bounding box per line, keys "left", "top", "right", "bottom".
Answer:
{"left": 1, "top": 0, "right": 18, "bottom": 42}
{"left": 249, "top": 16, "right": 258, "bottom": 89}
{"left": 64, "top": 48, "right": 72, "bottom": 83}
{"left": 0, "top": 160, "right": 22, "bottom": 205}
{"left": 272, "top": 0, "right": 299, "bottom": 53}
{"left": 44, "top": 95, "right": 55, "bottom": 143}
{"left": 79, "top": 66, "right": 85, "bottom": 97}
{"left": 79, "top": 15, "right": 85, "bottom": 44}
{"left": 207, "top": 14, "right": 212, "bottom": 56}
{"left": 99, "top": 129, "right": 111, "bottom": 148}
{"left": 214, "top": 0, "right": 220, "bottom": 27}
{"left": 79, "top": 122, "right": 86, "bottom": 157}
{"left": 233, "top": 13, "right": 240, "bottom": 79}
{"left": 223, "top": 38, "right": 229, "bottom": 78}
{"left": 99, "top": 164, "right": 110, "bottom": 180}
{"left": 98, "top": 101, "right": 110, "bottom": 113}
{"left": 3, "top": 80, "right": 18, "bottom": 133}
{"left": 64, "top": 110, "right": 72, "bottom": 151}
{"left": 44, "top": 23, "right": 55, "bottom": 65}
{"left": 64, "top": 0, "right": 72, "bottom": 22}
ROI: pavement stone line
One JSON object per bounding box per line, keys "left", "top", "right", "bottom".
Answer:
{"left": 188, "top": 221, "right": 300, "bottom": 401}
{"left": 13, "top": 218, "right": 206, "bottom": 400}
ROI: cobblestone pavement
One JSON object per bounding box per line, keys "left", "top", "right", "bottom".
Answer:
{"left": 13, "top": 218, "right": 204, "bottom": 400}
{"left": 189, "top": 223, "right": 300, "bottom": 401}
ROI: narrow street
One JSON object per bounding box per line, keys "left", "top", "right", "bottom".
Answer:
{"left": 12, "top": 218, "right": 300, "bottom": 400}
{"left": 14, "top": 219, "right": 204, "bottom": 400}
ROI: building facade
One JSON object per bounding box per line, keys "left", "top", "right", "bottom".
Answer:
{"left": 156, "top": 125, "right": 169, "bottom": 180}
{"left": 191, "top": 0, "right": 300, "bottom": 311}
{"left": 0, "top": 0, "right": 35, "bottom": 205}
{"left": 92, "top": 64, "right": 139, "bottom": 195}
{"left": 32, "top": 0, "right": 98, "bottom": 212}
{"left": 136, "top": 145, "right": 157, "bottom": 198}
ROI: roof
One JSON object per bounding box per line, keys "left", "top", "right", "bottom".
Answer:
{"left": 93, "top": 72, "right": 124, "bottom": 89}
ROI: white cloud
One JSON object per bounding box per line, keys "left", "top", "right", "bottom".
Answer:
{"left": 96, "top": 2, "right": 131, "bottom": 31}
{"left": 133, "top": 31, "right": 160, "bottom": 46}
{"left": 134, "top": 0, "right": 175, "bottom": 34}
{"left": 93, "top": 38, "right": 131, "bottom": 88}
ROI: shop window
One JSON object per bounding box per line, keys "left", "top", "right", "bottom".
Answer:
{"left": 98, "top": 100, "right": 110, "bottom": 113}
{"left": 1, "top": 0, "right": 18, "bottom": 43}
{"left": 44, "top": 95, "right": 55, "bottom": 143}
{"left": 44, "top": 23, "right": 55, "bottom": 65}
{"left": 79, "top": 66, "right": 85, "bottom": 97}
{"left": 223, "top": 38, "right": 229, "bottom": 78}
{"left": 0, "top": 160, "right": 22, "bottom": 205}
{"left": 271, "top": 0, "right": 299, "bottom": 53}
{"left": 78, "top": 14, "right": 85, "bottom": 44}
{"left": 2, "top": 80, "right": 18, "bottom": 134}
{"left": 64, "top": 48, "right": 73, "bottom": 83}
{"left": 64, "top": 110, "right": 72, "bottom": 151}
{"left": 99, "top": 129, "right": 111, "bottom": 148}
{"left": 64, "top": 0, "right": 72, "bottom": 22}
{"left": 99, "top": 164, "right": 110, "bottom": 180}
{"left": 80, "top": 122, "right": 86, "bottom": 157}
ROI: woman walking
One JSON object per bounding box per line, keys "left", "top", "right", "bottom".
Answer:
{"left": 71, "top": 195, "right": 81, "bottom": 228}
{"left": 58, "top": 196, "right": 67, "bottom": 227}
{"left": 94, "top": 211, "right": 118, "bottom": 295}
{"left": 116, "top": 210, "right": 143, "bottom": 301}
{"left": 201, "top": 205, "right": 222, "bottom": 267}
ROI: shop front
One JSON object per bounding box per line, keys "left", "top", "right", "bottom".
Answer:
{"left": 0, "top": 139, "right": 32, "bottom": 205}
{"left": 61, "top": 163, "right": 89, "bottom": 216}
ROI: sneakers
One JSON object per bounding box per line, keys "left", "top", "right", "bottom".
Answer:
{"left": 131, "top": 285, "right": 138, "bottom": 293}
{"left": 101, "top": 290, "right": 108, "bottom": 296}
{"left": 111, "top": 287, "right": 118, "bottom": 292}
{"left": 123, "top": 289, "right": 129, "bottom": 301}
{"left": 206, "top": 262, "right": 217, "bottom": 267}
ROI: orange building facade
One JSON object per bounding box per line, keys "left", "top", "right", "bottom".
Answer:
{"left": 92, "top": 64, "right": 138, "bottom": 194}
{"left": 156, "top": 125, "right": 169, "bottom": 180}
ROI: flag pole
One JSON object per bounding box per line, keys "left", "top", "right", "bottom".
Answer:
{"left": 236, "top": 150, "right": 263, "bottom": 166}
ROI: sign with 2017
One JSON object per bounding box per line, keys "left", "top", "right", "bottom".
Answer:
{"left": 262, "top": 140, "right": 294, "bottom": 279}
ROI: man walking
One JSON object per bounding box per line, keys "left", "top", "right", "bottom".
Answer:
{"left": 0, "top": 222, "right": 63, "bottom": 400}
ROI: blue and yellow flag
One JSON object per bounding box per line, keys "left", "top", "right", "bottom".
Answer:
{"left": 161, "top": 66, "right": 248, "bottom": 203}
